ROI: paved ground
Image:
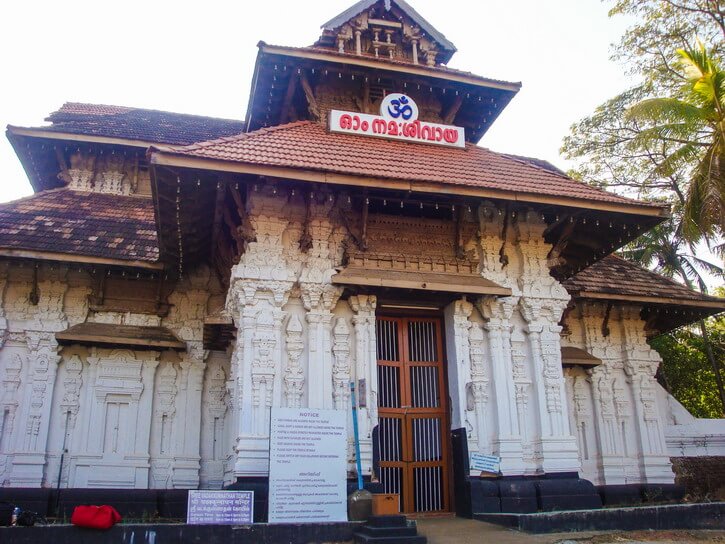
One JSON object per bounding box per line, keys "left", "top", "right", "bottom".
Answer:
{"left": 415, "top": 516, "right": 725, "bottom": 543}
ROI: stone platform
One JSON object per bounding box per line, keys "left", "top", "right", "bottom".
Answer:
{"left": 474, "top": 502, "right": 725, "bottom": 533}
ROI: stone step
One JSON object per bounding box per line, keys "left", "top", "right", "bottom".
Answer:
{"left": 358, "top": 524, "right": 419, "bottom": 537}
{"left": 354, "top": 532, "right": 427, "bottom": 544}
{"left": 366, "top": 514, "right": 409, "bottom": 527}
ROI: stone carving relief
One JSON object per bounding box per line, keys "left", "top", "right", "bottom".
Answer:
{"left": 332, "top": 317, "right": 351, "bottom": 411}
{"left": 284, "top": 315, "right": 304, "bottom": 408}
{"left": 468, "top": 323, "right": 490, "bottom": 452}
{"left": 251, "top": 309, "right": 277, "bottom": 435}
{"left": 60, "top": 355, "right": 83, "bottom": 428}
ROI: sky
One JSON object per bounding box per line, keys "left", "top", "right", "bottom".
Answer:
{"left": 0, "top": 0, "right": 635, "bottom": 203}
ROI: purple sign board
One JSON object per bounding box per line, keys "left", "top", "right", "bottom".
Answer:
{"left": 187, "top": 490, "right": 254, "bottom": 525}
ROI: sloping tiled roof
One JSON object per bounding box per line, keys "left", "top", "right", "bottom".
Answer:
{"left": 156, "top": 121, "right": 659, "bottom": 208}
{"left": 37, "top": 103, "right": 245, "bottom": 146}
{"left": 501, "top": 153, "right": 567, "bottom": 177}
{"left": 564, "top": 255, "right": 724, "bottom": 308}
{"left": 0, "top": 189, "right": 158, "bottom": 264}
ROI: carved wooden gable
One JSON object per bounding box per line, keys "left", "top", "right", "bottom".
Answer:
{"left": 344, "top": 213, "right": 476, "bottom": 272}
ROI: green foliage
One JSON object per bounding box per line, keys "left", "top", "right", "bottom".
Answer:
{"left": 651, "top": 313, "right": 725, "bottom": 418}
{"left": 563, "top": 1, "right": 725, "bottom": 248}
{"left": 564, "top": 1, "right": 725, "bottom": 414}
{"left": 625, "top": 43, "right": 725, "bottom": 240}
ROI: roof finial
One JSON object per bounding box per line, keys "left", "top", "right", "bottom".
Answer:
{"left": 384, "top": 0, "right": 391, "bottom": 10}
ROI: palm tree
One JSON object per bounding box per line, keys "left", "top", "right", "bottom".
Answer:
{"left": 626, "top": 41, "right": 725, "bottom": 243}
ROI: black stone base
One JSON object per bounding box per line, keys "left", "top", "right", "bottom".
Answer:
{"left": 0, "top": 521, "right": 360, "bottom": 543}
{"left": 598, "top": 483, "right": 686, "bottom": 506}
{"left": 474, "top": 501, "right": 725, "bottom": 533}
{"left": 463, "top": 476, "right": 602, "bottom": 515}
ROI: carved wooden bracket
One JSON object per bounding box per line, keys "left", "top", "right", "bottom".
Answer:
{"left": 442, "top": 94, "right": 464, "bottom": 125}
{"left": 499, "top": 205, "right": 510, "bottom": 268}
{"left": 602, "top": 301, "right": 613, "bottom": 338}
{"left": 299, "top": 71, "right": 320, "bottom": 121}
{"left": 455, "top": 205, "right": 465, "bottom": 259}
{"left": 299, "top": 191, "right": 314, "bottom": 252}
{"left": 29, "top": 263, "right": 40, "bottom": 305}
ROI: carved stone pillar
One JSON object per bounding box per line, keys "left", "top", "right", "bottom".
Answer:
{"left": 151, "top": 362, "right": 177, "bottom": 488}
{"left": 510, "top": 328, "right": 533, "bottom": 466}
{"left": 468, "top": 323, "right": 490, "bottom": 455}
{"left": 620, "top": 307, "right": 673, "bottom": 483}
{"left": 332, "top": 317, "right": 352, "bottom": 411}
{"left": 444, "top": 299, "right": 474, "bottom": 435}
{"left": 299, "top": 209, "right": 342, "bottom": 410}
{"left": 0, "top": 352, "right": 23, "bottom": 482}
{"left": 349, "top": 295, "right": 377, "bottom": 475}
{"left": 0, "top": 263, "right": 9, "bottom": 348}
{"left": 226, "top": 192, "right": 295, "bottom": 478}
{"left": 520, "top": 298, "right": 580, "bottom": 473}
{"left": 477, "top": 297, "right": 526, "bottom": 475}
{"left": 583, "top": 302, "right": 626, "bottom": 484}
{"left": 283, "top": 315, "right": 304, "bottom": 408}
{"left": 302, "top": 286, "right": 342, "bottom": 410}
{"left": 515, "top": 212, "right": 579, "bottom": 474}
{"left": 9, "top": 332, "right": 61, "bottom": 487}
{"left": 172, "top": 354, "right": 205, "bottom": 488}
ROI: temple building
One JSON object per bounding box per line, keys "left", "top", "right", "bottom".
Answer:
{"left": 1, "top": 0, "right": 723, "bottom": 518}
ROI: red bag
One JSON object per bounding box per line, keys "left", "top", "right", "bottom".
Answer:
{"left": 71, "top": 505, "right": 122, "bottom": 529}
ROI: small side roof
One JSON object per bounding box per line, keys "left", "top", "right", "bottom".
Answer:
{"left": 0, "top": 188, "right": 160, "bottom": 269}
{"left": 57, "top": 322, "right": 186, "bottom": 351}
{"left": 9, "top": 102, "right": 245, "bottom": 147}
{"left": 565, "top": 255, "right": 724, "bottom": 333}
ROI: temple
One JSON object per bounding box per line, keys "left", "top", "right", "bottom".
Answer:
{"left": 1, "top": 0, "right": 723, "bottom": 518}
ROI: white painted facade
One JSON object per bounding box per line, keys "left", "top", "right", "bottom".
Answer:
{"left": 0, "top": 174, "right": 721, "bottom": 492}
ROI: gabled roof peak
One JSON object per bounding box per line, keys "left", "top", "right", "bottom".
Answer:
{"left": 317, "top": 0, "right": 456, "bottom": 66}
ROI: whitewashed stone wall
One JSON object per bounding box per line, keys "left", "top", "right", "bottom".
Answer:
{"left": 0, "top": 262, "right": 234, "bottom": 489}
{"left": 224, "top": 193, "right": 582, "bottom": 480}
{"left": 558, "top": 302, "right": 725, "bottom": 487}
{"left": 0, "top": 183, "right": 721, "bottom": 491}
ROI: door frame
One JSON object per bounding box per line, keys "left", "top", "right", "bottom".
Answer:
{"left": 375, "top": 308, "right": 454, "bottom": 514}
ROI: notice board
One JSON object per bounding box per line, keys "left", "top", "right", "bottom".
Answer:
{"left": 268, "top": 407, "right": 348, "bottom": 523}
{"left": 186, "top": 490, "right": 254, "bottom": 525}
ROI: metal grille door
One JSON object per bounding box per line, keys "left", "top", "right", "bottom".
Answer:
{"left": 376, "top": 317, "right": 449, "bottom": 513}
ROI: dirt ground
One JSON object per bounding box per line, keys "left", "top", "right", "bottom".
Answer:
{"left": 415, "top": 516, "right": 725, "bottom": 544}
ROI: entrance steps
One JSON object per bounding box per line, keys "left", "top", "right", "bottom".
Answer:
{"left": 354, "top": 515, "right": 427, "bottom": 543}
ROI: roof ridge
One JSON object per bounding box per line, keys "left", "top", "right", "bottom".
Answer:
{"left": 0, "top": 187, "right": 153, "bottom": 209}
{"left": 606, "top": 254, "right": 723, "bottom": 301}
{"left": 49, "top": 102, "right": 244, "bottom": 123}
{"left": 492, "top": 150, "right": 658, "bottom": 209}
{"left": 180, "top": 120, "right": 312, "bottom": 152}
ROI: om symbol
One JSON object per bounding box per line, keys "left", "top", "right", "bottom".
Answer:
{"left": 387, "top": 96, "right": 414, "bottom": 120}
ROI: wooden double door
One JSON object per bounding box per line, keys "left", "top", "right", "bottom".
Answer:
{"left": 376, "top": 316, "right": 450, "bottom": 513}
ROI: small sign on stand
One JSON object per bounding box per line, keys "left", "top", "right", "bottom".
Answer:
{"left": 470, "top": 453, "right": 501, "bottom": 475}
{"left": 186, "top": 490, "right": 254, "bottom": 525}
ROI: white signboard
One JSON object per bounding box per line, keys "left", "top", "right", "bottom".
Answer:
{"left": 186, "top": 490, "right": 254, "bottom": 525}
{"left": 470, "top": 453, "right": 501, "bottom": 474}
{"left": 268, "top": 408, "right": 348, "bottom": 523}
{"left": 328, "top": 93, "right": 465, "bottom": 148}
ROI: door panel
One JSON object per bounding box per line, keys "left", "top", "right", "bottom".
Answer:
{"left": 376, "top": 316, "right": 449, "bottom": 513}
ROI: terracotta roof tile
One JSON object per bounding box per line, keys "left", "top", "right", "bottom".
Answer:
{"left": 0, "top": 189, "right": 158, "bottom": 263}
{"left": 564, "top": 255, "right": 724, "bottom": 307}
{"left": 163, "top": 121, "right": 658, "bottom": 207}
{"left": 38, "top": 102, "right": 245, "bottom": 146}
